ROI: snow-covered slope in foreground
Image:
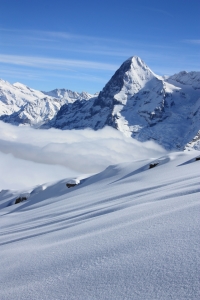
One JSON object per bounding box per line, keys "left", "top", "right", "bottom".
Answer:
{"left": 0, "top": 151, "right": 200, "bottom": 300}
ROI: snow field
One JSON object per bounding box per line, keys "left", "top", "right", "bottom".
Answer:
{"left": 0, "top": 151, "right": 199, "bottom": 299}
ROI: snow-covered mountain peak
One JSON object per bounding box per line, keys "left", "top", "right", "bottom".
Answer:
{"left": 121, "top": 55, "right": 156, "bottom": 84}
{"left": 123, "top": 56, "right": 155, "bottom": 78}
{"left": 128, "top": 55, "right": 152, "bottom": 70}
{"left": 89, "top": 56, "right": 159, "bottom": 133}
{"left": 13, "top": 82, "right": 30, "bottom": 89}
{"left": 94, "top": 56, "right": 156, "bottom": 108}
{"left": 0, "top": 78, "right": 9, "bottom": 84}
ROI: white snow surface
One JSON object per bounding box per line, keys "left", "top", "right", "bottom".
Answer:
{"left": 0, "top": 150, "right": 200, "bottom": 299}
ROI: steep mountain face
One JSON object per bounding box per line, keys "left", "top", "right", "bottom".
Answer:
{"left": 48, "top": 57, "right": 200, "bottom": 150}
{"left": 0, "top": 56, "right": 200, "bottom": 150}
{"left": 0, "top": 80, "right": 95, "bottom": 126}
{"left": 46, "top": 57, "right": 158, "bottom": 130}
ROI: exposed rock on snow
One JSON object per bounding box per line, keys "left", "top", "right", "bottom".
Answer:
{"left": 185, "top": 130, "right": 200, "bottom": 151}
{"left": 15, "top": 196, "right": 27, "bottom": 204}
{"left": 66, "top": 178, "right": 80, "bottom": 188}
{"left": 149, "top": 162, "right": 159, "bottom": 169}
{"left": 14, "top": 192, "right": 30, "bottom": 204}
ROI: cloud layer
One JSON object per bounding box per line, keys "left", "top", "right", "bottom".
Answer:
{"left": 0, "top": 121, "right": 166, "bottom": 190}
{"left": 0, "top": 54, "right": 118, "bottom": 71}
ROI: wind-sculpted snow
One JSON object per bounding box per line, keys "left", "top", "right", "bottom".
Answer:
{"left": 0, "top": 152, "right": 200, "bottom": 299}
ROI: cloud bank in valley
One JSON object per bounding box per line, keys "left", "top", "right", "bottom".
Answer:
{"left": 0, "top": 121, "right": 166, "bottom": 190}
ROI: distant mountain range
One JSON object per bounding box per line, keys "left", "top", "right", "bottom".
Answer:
{"left": 0, "top": 56, "right": 200, "bottom": 150}
{"left": 0, "top": 80, "right": 96, "bottom": 128}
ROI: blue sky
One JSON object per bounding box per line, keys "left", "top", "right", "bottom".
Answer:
{"left": 0, "top": 0, "right": 199, "bottom": 93}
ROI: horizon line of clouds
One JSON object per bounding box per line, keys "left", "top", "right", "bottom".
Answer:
{"left": 0, "top": 28, "right": 180, "bottom": 51}
{"left": 0, "top": 54, "right": 199, "bottom": 88}
{"left": 0, "top": 68, "right": 107, "bottom": 86}
{"left": 0, "top": 29, "right": 199, "bottom": 85}
{"left": 0, "top": 40, "right": 179, "bottom": 62}
{"left": 0, "top": 54, "right": 118, "bottom": 72}
{"left": 0, "top": 27, "right": 180, "bottom": 47}
{"left": 141, "top": 6, "right": 173, "bottom": 17}
{"left": 1, "top": 28, "right": 197, "bottom": 64}
{"left": 2, "top": 28, "right": 199, "bottom": 54}
{"left": 0, "top": 28, "right": 133, "bottom": 46}
{"left": 183, "top": 39, "right": 200, "bottom": 45}
{"left": 0, "top": 40, "right": 134, "bottom": 59}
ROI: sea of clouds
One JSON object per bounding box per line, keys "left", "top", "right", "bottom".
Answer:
{"left": 0, "top": 121, "right": 166, "bottom": 190}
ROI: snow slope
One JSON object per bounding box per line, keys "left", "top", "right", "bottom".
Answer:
{"left": 0, "top": 151, "right": 200, "bottom": 299}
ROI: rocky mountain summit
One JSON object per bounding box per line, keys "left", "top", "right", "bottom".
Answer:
{"left": 0, "top": 56, "right": 200, "bottom": 150}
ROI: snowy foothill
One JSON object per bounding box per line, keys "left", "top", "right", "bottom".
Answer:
{"left": 0, "top": 120, "right": 200, "bottom": 299}
{"left": 0, "top": 146, "right": 200, "bottom": 299}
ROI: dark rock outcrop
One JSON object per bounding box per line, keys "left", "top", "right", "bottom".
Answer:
{"left": 15, "top": 197, "right": 27, "bottom": 204}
